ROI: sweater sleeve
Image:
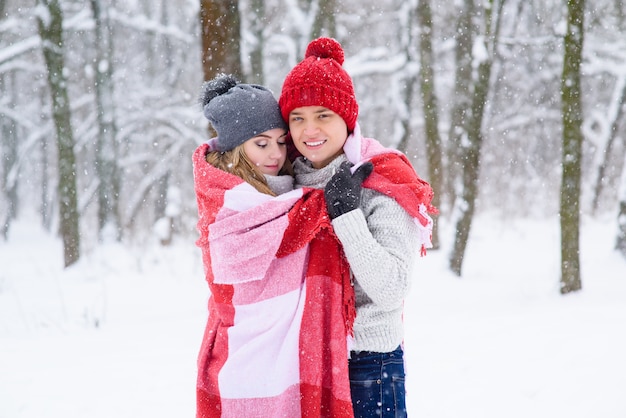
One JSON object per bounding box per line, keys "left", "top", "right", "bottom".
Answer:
{"left": 330, "top": 189, "right": 420, "bottom": 311}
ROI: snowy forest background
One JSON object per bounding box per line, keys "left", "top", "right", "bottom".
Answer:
{"left": 2, "top": 0, "right": 626, "bottom": 284}
{"left": 2, "top": 1, "right": 626, "bottom": 416}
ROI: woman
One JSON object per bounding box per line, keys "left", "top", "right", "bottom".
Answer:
{"left": 200, "top": 74, "right": 293, "bottom": 196}
{"left": 193, "top": 74, "right": 355, "bottom": 417}
{"left": 279, "top": 37, "right": 438, "bottom": 417}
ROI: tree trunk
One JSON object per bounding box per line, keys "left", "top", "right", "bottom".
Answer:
{"left": 311, "top": 0, "right": 337, "bottom": 39}
{"left": 160, "top": 0, "right": 178, "bottom": 86}
{"left": 445, "top": 0, "right": 474, "bottom": 212}
{"left": 616, "top": 154, "right": 626, "bottom": 257}
{"left": 396, "top": 1, "right": 417, "bottom": 155}
{"left": 448, "top": 0, "right": 476, "bottom": 276}
{"left": 90, "top": 0, "right": 121, "bottom": 242}
{"left": 36, "top": 0, "right": 80, "bottom": 267}
{"left": 0, "top": 73, "right": 18, "bottom": 241}
{"left": 0, "top": 0, "right": 15, "bottom": 241}
{"left": 247, "top": 0, "right": 265, "bottom": 84}
{"left": 417, "top": 0, "right": 443, "bottom": 249}
{"left": 200, "top": 0, "right": 243, "bottom": 81}
{"left": 559, "top": 0, "right": 585, "bottom": 294}
{"left": 449, "top": 0, "right": 503, "bottom": 276}
{"left": 41, "top": 119, "right": 52, "bottom": 232}
{"left": 591, "top": 77, "right": 626, "bottom": 214}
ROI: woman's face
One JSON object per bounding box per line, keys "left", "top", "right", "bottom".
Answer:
{"left": 287, "top": 106, "right": 348, "bottom": 169}
{"left": 242, "top": 128, "right": 288, "bottom": 176}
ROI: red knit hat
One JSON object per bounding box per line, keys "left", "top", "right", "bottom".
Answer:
{"left": 279, "top": 37, "right": 358, "bottom": 132}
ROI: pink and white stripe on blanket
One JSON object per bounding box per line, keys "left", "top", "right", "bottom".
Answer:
{"left": 209, "top": 184, "right": 308, "bottom": 415}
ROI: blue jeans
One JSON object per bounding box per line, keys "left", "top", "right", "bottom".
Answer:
{"left": 348, "top": 346, "right": 407, "bottom": 418}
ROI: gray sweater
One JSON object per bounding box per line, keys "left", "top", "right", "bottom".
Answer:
{"left": 294, "top": 155, "right": 420, "bottom": 353}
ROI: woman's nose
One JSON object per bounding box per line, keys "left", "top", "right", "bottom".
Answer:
{"left": 269, "top": 143, "right": 283, "bottom": 158}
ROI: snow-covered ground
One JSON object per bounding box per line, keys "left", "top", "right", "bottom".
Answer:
{"left": 1, "top": 214, "right": 625, "bottom": 417}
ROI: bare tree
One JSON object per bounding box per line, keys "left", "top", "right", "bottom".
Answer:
{"left": 445, "top": 0, "right": 474, "bottom": 213}
{"left": 0, "top": 73, "right": 18, "bottom": 241}
{"left": 396, "top": 1, "right": 418, "bottom": 157}
{"left": 559, "top": 0, "right": 585, "bottom": 294}
{"left": 310, "top": 0, "right": 337, "bottom": 39}
{"left": 616, "top": 154, "right": 626, "bottom": 258}
{"left": 0, "top": 0, "right": 17, "bottom": 240}
{"left": 417, "top": 0, "right": 443, "bottom": 249}
{"left": 36, "top": 0, "right": 80, "bottom": 267}
{"left": 449, "top": 0, "right": 505, "bottom": 276}
{"left": 200, "top": 0, "right": 243, "bottom": 81}
{"left": 246, "top": 0, "right": 266, "bottom": 84}
{"left": 591, "top": 79, "right": 626, "bottom": 214}
{"left": 90, "top": 0, "right": 121, "bottom": 242}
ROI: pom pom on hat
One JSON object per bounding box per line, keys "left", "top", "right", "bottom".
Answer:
{"left": 200, "top": 74, "right": 287, "bottom": 152}
{"left": 279, "top": 37, "right": 358, "bottom": 132}
{"left": 200, "top": 73, "right": 238, "bottom": 107}
{"left": 305, "top": 37, "right": 345, "bottom": 64}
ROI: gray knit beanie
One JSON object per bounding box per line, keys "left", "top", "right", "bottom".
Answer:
{"left": 200, "top": 74, "right": 287, "bottom": 152}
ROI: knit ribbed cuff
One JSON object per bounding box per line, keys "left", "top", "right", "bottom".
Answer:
{"left": 331, "top": 209, "right": 370, "bottom": 244}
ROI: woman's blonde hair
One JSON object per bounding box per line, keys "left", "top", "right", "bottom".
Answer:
{"left": 205, "top": 144, "right": 293, "bottom": 196}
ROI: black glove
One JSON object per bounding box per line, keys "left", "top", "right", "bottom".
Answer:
{"left": 324, "top": 161, "right": 374, "bottom": 219}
